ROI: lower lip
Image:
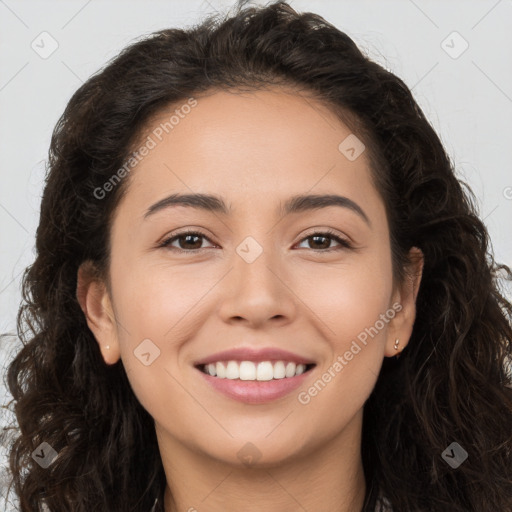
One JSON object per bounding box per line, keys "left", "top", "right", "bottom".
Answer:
{"left": 196, "top": 367, "right": 314, "bottom": 404}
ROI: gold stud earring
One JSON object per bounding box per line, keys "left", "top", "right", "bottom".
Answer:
{"left": 393, "top": 338, "right": 403, "bottom": 359}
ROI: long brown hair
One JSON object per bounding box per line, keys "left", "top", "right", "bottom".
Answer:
{"left": 2, "top": 2, "right": 511, "bottom": 510}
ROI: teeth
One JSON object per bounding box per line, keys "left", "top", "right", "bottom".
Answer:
{"left": 226, "top": 361, "right": 239, "bottom": 379}
{"left": 215, "top": 362, "right": 226, "bottom": 378}
{"left": 255, "top": 361, "right": 273, "bottom": 381}
{"left": 202, "top": 360, "right": 310, "bottom": 380}
{"left": 239, "top": 361, "right": 256, "bottom": 380}
{"left": 285, "top": 362, "right": 296, "bottom": 377}
{"left": 273, "top": 361, "right": 286, "bottom": 379}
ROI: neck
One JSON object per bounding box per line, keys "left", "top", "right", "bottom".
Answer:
{"left": 158, "top": 410, "right": 367, "bottom": 512}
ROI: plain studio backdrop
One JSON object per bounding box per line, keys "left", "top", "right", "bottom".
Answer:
{"left": 0, "top": 0, "right": 511, "bottom": 509}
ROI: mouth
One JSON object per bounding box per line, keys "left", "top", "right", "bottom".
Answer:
{"left": 193, "top": 347, "right": 317, "bottom": 403}
{"left": 194, "top": 358, "right": 317, "bottom": 404}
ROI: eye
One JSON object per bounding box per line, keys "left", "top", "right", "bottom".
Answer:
{"left": 159, "top": 230, "right": 216, "bottom": 253}
{"left": 295, "top": 229, "right": 353, "bottom": 251}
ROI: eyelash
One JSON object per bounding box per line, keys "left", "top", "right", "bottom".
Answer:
{"left": 158, "top": 228, "right": 353, "bottom": 254}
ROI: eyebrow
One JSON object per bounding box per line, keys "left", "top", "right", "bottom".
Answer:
{"left": 143, "top": 192, "right": 371, "bottom": 227}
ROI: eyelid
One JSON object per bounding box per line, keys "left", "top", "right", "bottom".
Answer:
{"left": 298, "top": 227, "right": 351, "bottom": 244}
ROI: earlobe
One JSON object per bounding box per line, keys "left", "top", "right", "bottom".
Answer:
{"left": 76, "top": 261, "right": 121, "bottom": 365}
{"left": 385, "top": 247, "right": 424, "bottom": 357}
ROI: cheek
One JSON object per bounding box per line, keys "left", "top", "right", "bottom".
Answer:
{"left": 109, "top": 259, "right": 222, "bottom": 403}
{"left": 293, "top": 251, "right": 393, "bottom": 343}
{"left": 110, "top": 257, "right": 211, "bottom": 339}
{"left": 295, "top": 253, "right": 393, "bottom": 418}
{"left": 108, "top": 262, "right": 196, "bottom": 423}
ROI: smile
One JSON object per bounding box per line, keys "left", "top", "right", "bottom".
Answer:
{"left": 193, "top": 347, "right": 317, "bottom": 403}
{"left": 198, "top": 360, "right": 315, "bottom": 380}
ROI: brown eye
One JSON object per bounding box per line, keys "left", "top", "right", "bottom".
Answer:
{"left": 307, "top": 235, "right": 331, "bottom": 250}
{"left": 160, "top": 231, "right": 215, "bottom": 252}
{"left": 296, "top": 230, "right": 353, "bottom": 251}
{"left": 175, "top": 234, "right": 203, "bottom": 250}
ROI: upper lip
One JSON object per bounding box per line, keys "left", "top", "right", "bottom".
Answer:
{"left": 194, "top": 347, "right": 316, "bottom": 366}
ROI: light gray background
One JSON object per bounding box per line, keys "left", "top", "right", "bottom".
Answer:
{"left": 1, "top": 0, "right": 511, "bottom": 508}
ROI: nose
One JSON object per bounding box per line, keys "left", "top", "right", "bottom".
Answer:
{"left": 217, "top": 238, "right": 297, "bottom": 328}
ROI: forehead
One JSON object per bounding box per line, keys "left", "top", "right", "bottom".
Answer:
{"left": 117, "top": 87, "right": 380, "bottom": 219}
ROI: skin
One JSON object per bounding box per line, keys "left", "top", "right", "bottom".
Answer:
{"left": 77, "top": 87, "right": 423, "bottom": 512}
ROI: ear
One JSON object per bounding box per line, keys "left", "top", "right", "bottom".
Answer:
{"left": 76, "top": 260, "right": 121, "bottom": 365}
{"left": 385, "top": 247, "right": 424, "bottom": 357}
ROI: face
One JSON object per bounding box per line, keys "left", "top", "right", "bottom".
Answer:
{"left": 80, "top": 87, "right": 421, "bottom": 468}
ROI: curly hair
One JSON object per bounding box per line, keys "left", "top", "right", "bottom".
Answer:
{"left": 2, "top": 1, "right": 511, "bottom": 511}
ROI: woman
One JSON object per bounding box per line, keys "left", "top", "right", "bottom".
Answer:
{"left": 3, "top": 1, "right": 511, "bottom": 511}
